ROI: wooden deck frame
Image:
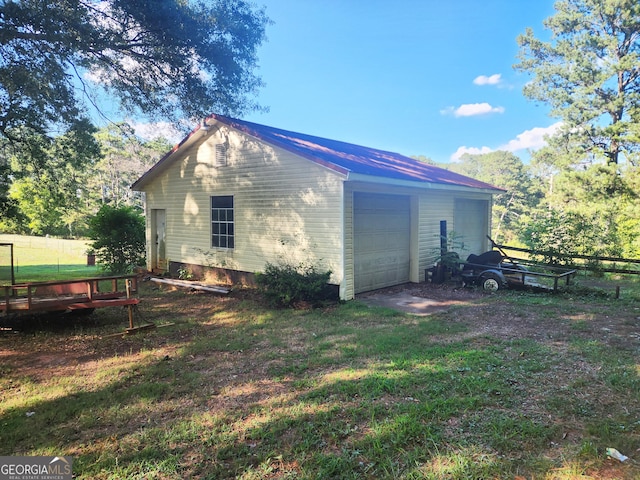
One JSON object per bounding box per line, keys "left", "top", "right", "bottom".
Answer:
{"left": 1, "top": 275, "right": 139, "bottom": 314}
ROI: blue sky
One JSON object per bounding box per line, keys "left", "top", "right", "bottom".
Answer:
{"left": 235, "top": 0, "right": 561, "bottom": 164}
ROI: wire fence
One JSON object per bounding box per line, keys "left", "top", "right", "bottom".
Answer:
{"left": 0, "top": 234, "right": 91, "bottom": 283}
{"left": 0, "top": 242, "right": 13, "bottom": 284}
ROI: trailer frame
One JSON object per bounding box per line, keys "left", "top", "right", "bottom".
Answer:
{"left": 1, "top": 275, "right": 142, "bottom": 329}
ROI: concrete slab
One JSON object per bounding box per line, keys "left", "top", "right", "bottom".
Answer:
{"left": 357, "top": 291, "right": 467, "bottom": 316}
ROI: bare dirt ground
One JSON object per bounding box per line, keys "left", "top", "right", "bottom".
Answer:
{"left": 2, "top": 280, "right": 639, "bottom": 383}
{"left": 358, "top": 281, "right": 640, "bottom": 348}
{"left": 1, "top": 281, "right": 639, "bottom": 478}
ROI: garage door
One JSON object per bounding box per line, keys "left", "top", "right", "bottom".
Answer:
{"left": 454, "top": 199, "right": 489, "bottom": 256}
{"left": 354, "top": 193, "right": 411, "bottom": 293}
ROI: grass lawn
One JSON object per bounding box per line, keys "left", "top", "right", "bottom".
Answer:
{"left": 0, "top": 234, "right": 100, "bottom": 282}
{"left": 0, "top": 275, "right": 639, "bottom": 479}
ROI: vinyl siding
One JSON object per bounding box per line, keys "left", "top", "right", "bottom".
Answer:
{"left": 143, "top": 125, "right": 345, "bottom": 284}
{"left": 345, "top": 182, "right": 443, "bottom": 296}
{"left": 418, "top": 192, "right": 454, "bottom": 275}
{"left": 342, "top": 184, "right": 354, "bottom": 300}
{"left": 344, "top": 183, "right": 492, "bottom": 295}
{"left": 140, "top": 128, "right": 494, "bottom": 300}
{"left": 419, "top": 191, "right": 493, "bottom": 271}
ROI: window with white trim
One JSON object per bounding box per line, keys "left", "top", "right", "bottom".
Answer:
{"left": 211, "top": 195, "right": 234, "bottom": 248}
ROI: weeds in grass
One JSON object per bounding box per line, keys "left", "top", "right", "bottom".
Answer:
{"left": 1, "top": 281, "right": 638, "bottom": 479}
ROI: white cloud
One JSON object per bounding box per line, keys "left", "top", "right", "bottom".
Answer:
{"left": 498, "top": 122, "right": 563, "bottom": 152}
{"left": 473, "top": 74, "right": 502, "bottom": 86}
{"left": 449, "top": 122, "right": 564, "bottom": 161}
{"left": 441, "top": 103, "right": 505, "bottom": 117}
{"left": 450, "top": 145, "right": 493, "bottom": 162}
{"left": 131, "top": 121, "right": 183, "bottom": 143}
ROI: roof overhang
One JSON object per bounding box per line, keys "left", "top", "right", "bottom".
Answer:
{"left": 346, "top": 172, "right": 504, "bottom": 194}
{"left": 131, "top": 122, "right": 211, "bottom": 191}
{"left": 132, "top": 114, "right": 506, "bottom": 194}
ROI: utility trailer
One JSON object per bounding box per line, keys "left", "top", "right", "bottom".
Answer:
{"left": 459, "top": 250, "right": 576, "bottom": 292}
{"left": 0, "top": 275, "right": 144, "bottom": 330}
{"left": 429, "top": 249, "right": 576, "bottom": 292}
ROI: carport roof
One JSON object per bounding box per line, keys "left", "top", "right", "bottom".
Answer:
{"left": 132, "top": 114, "right": 504, "bottom": 192}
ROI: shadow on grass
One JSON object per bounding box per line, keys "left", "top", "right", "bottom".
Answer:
{"left": 0, "top": 306, "right": 128, "bottom": 333}
{"left": 0, "top": 338, "right": 527, "bottom": 478}
{"left": 1, "top": 291, "right": 638, "bottom": 479}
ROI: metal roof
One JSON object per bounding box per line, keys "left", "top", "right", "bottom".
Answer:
{"left": 132, "top": 114, "right": 503, "bottom": 192}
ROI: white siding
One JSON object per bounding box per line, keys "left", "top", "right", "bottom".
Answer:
{"left": 419, "top": 192, "right": 492, "bottom": 272}
{"left": 143, "top": 126, "right": 345, "bottom": 284}
{"left": 344, "top": 183, "right": 492, "bottom": 295}
{"left": 454, "top": 198, "right": 490, "bottom": 257}
{"left": 343, "top": 184, "right": 354, "bottom": 300}
{"left": 345, "top": 183, "right": 455, "bottom": 289}
{"left": 140, "top": 129, "right": 495, "bottom": 300}
{"left": 418, "top": 192, "right": 455, "bottom": 276}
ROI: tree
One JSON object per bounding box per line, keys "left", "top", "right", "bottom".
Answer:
{"left": 0, "top": 122, "right": 175, "bottom": 235}
{"left": 448, "top": 151, "right": 543, "bottom": 243}
{"left": 3, "top": 120, "right": 101, "bottom": 236}
{"left": 88, "top": 204, "right": 146, "bottom": 274}
{"left": 515, "top": 0, "right": 640, "bottom": 166}
{"left": 411, "top": 155, "right": 437, "bottom": 165}
{"left": 524, "top": 154, "right": 640, "bottom": 259}
{"left": 520, "top": 209, "right": 621, "bottom": 264}
{"left": 0, "top": 0, "right": 269, "bottom": 143}
{"left": 1, "top": 1, "right": 266, "bottom": 230}
{"left": 92, "top": 124, "right": 171, "bottom": 208}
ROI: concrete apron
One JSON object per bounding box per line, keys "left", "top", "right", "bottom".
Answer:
{"left": 357, "top": 291, "right": 465, "bottom": 316}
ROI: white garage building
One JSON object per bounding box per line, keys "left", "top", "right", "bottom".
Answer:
{"left": 132, "top": 114, "right": 502, "bottom": 300}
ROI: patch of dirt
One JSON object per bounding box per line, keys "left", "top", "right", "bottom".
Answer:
{"left": 1, "top": 282, "right": 639, "bottom": 479}
{"left": 2, "top": 281, "right": 639, "bottom": 382}
{"left": 359, "top": 282, "right": 640, "bottom": 349}
{"left": 357, "top": 282, "right": 484, "bottom": 315}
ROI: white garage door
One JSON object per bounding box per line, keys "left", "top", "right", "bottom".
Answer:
{"left": 454, "top": 199, "right": 489, "bottom": 257}
{"left": 354, "top": 193, "right": 411, "bottom": 293}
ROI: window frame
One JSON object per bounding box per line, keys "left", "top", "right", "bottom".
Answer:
{"left": 211, "top": 195, "right": 234, "bottom": 249}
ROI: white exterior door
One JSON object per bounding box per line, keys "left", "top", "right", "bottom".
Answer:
{"left": 151, "top": 209, "right": 167, "bottom": 271}
{"left": 354, "top": 193, "right": 411, "bottom": 293}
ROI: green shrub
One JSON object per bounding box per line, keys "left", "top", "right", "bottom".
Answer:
{"left": 520, "top": 209, "right": 622, "bottom": 265}
{"left": 88, "top": 205, "right": 145, "bottom": 274}
{"left": 256, "top": 261, "right": 335, "bottom": 308}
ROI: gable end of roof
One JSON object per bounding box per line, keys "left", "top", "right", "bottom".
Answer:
{"left": 132, "top": 114, "right": 504, "bottom": 193}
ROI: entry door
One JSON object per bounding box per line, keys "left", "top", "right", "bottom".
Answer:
{"left": 354, "top": 193, "right": 411, "bottom": 293}
{"left": 152, "top": 209, "right": 167, "bottom": 271}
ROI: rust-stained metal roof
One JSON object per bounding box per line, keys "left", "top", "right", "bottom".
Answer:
{"left": 133, "top": 114, "right": 503, "bottom": 192}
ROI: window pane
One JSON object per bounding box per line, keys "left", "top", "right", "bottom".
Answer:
{"left": 212, "top": 195, "right": 233, "bottom": 208}
{"left": 211, "top": 195, "right": 234, "bottom": 249}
